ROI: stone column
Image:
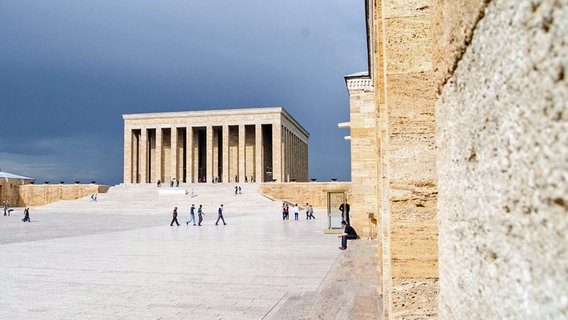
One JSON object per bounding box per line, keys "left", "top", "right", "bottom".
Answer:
{"left": 238, "top": 124, "right": 246, "bottom": 183}
{"left": 285, "top": 127, "right": 289, "bottom": 182}
{"left": 206, "top": 125, "right": 213, "bottom": 183}
{"left": 285, "top": 128, "right": 290, "bottom": 182}
{"left": 171, "top": 127, "right": 178, "bottom": 182}
{"left": 140, "top": 128, "right": 148, "bottom": 183}
{"left": 292, "top": 134, "right": 296, "bottom": 180}
{"left": 255, "top": 124, "right": 263, "bottom": 182}
{"left": 186, "top": 127, "right": 193, "bottom": 183}
{"left": 124, "top": 128, "right": 133, "bottom": 183}
{"left": 155, "top": 127, "right": 163, "bottom": 183}
{"left": 272, "top": 123, "right": 281, "bottom": 182}
{"left": 222, "top": 124, "right": 229, "bottom": 183}
{"left": 130, "top": 131, "right": 140, "bottom": 183}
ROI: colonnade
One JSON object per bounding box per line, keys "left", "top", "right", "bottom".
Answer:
{"left": 123, "top": 108, "right": 309, "bottom": 184}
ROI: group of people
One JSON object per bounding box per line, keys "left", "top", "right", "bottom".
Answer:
{"left": 168, "top": 198, "right": 355, "bottom": 252}
{"left": 234, "top": 175, "right": 255, "bottom": 183}
{"left": 281, "top": 203, "right": 315, "bottom": 221}
{"left": 170, "top": 203, "right": 226, "bottom": 226}
{"left": 3, "top": 200, "right": 30, "bottom": 222}
{"left": 156, "top": 179, "right": 181, "bottom": 188}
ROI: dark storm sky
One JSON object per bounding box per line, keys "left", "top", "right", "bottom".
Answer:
{"left": 0, "top": 0, "right": 367, "bottom": 185}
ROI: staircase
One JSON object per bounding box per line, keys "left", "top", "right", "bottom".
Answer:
{"left": 37, "top": 183, "right": 278, "bottom": 216}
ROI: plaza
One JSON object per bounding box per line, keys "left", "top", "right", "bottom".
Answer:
{"left": 0, "top": 183, "right": 379, "bottom": 319}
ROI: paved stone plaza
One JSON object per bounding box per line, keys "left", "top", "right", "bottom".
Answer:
{"left": 0, "top": 184, "right": 379, "bottom": 319}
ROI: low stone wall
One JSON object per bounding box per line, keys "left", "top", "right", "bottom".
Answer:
{"left": 18, "top": 184, "right": 110, "bottom": 207}
{"left": 258, "top": 182, "right": 351, "bottom": 209}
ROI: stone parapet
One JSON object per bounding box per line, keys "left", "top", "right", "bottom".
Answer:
{"left": 18, "top": 184, "right": 109, "bottom": 207}
{"left": 258, "top": 182, "right": 351, "bottom": 209}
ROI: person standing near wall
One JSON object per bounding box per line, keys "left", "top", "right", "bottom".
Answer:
{"left": 293, "top": 204, "right": 299, "bottom": 221}
{"left": 170, "top": 207, "right": 180, "bottom": 226}
{"left": 4, "top": 200, "right": 9, "bottom": 216}
{"left": 339, "top": 202, "right": 351, "bottom": 226}
{"left": 305, "top": 203, "right": 310, "bottom": 219}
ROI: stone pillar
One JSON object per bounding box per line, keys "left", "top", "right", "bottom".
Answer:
{"left": 155, "top": 127, "right": 163, "bottom": 183}
{"left": 132, "top": 131, "right": 140, "bottom": 183}
{"left": 286, "top": 128, "right": 290, "bottom": 181}
{"left": 171, "top": 127, "right": 178, "bottom": 182}
{"left": 206, "top": 125, "right": 213, "bottom": 183}
{"left": 124, "top": 128, "right": 133, "bottom": 183}
{"left": 255, "top": 124, "right": 263, "bottom": 183}
{"left": 222, "top": 124, "right": 229, "bottom": 183}
{"left": 284, "top": 127, "right": 288, "bottom": 182}
{"left": 140, "top": 128, "right": 148, "bottom": 183}
{"left": 272, "top": 123, "right": 282, "bottom": 182}
{"left": 238, "top": 124, "right": 246, "bottom": 183}
{"left": 186, "top": 127, "right": 193, "bottom": 183}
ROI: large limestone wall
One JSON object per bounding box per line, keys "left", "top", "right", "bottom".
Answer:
{"left": 436, "top": 0, "right": 568, "bottom": 318}
{"left": 371, "top": 0, "right": 439, "bottom": 318}
{"left": 18, "top": 184, "right": 109, "bottom": 207}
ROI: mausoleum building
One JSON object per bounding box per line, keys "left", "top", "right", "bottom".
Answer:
{"left": 123, "top": 107, "right": 309, "bottom": 184}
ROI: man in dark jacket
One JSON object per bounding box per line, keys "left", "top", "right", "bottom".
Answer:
{"left": 338, "top": 220, "right": 357, "bottom": 250}
{"left": 170, "top": 207, "right": 180, "bottom": 226}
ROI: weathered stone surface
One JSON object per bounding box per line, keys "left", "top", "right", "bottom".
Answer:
{"left": 436, "top": 0, "right": 568, "bottom": 318}
{"left": 392, "top": 278, "right": 438, "bottom": 319}
{"left": 432, "top": 0, "right": 488, "bottom": 87}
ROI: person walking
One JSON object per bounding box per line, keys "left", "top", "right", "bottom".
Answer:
{"left": 186, "top": 204, "right": 197, "bottom": 226}
{"left": 215, "top": 204, "right": 227, "bottom": 225}
{"left": 308, "top": 204, "right": 315, "bottom": 219}
{"left": 338, "top": 221, "right": 357, "bottom": 250}
{"left": 4, "top": 200, "right": 9, "bottom": 216}
{"left": 293, "top": 204, "right": 299, "bottom": 221}
{"left": 22, "top": 208, "right": 30, "bottom": 222}
{"left": 170, "top": 207, "right": 180, "bottom": 226}
{"left": 305, "top": 203, "right": 310, "bottom": 219}
{"left": 197, "top": 204, "right": 204, "bottom": 226}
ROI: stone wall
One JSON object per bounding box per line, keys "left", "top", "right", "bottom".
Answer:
{"left": 368, "top": 0, "right": 440, "bottom": 318}
{"left": 435, "top": 0, "right": 568, "bottom": 318}
{"left": 18, "top": 184, "right": 110, "bottom": 207}
{"left": 0, "top": 180, "right": 25, "bottom": 206}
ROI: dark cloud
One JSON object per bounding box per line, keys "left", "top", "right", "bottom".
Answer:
{"left": 0, "top": 0, "right": 367, "bottom": 185}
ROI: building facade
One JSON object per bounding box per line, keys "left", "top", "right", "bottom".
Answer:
{"left": 341, "top": 72, "right": 379, "bottom": 239}
{"left": 123, "top": 107, "right": 309, "bottom": 184}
